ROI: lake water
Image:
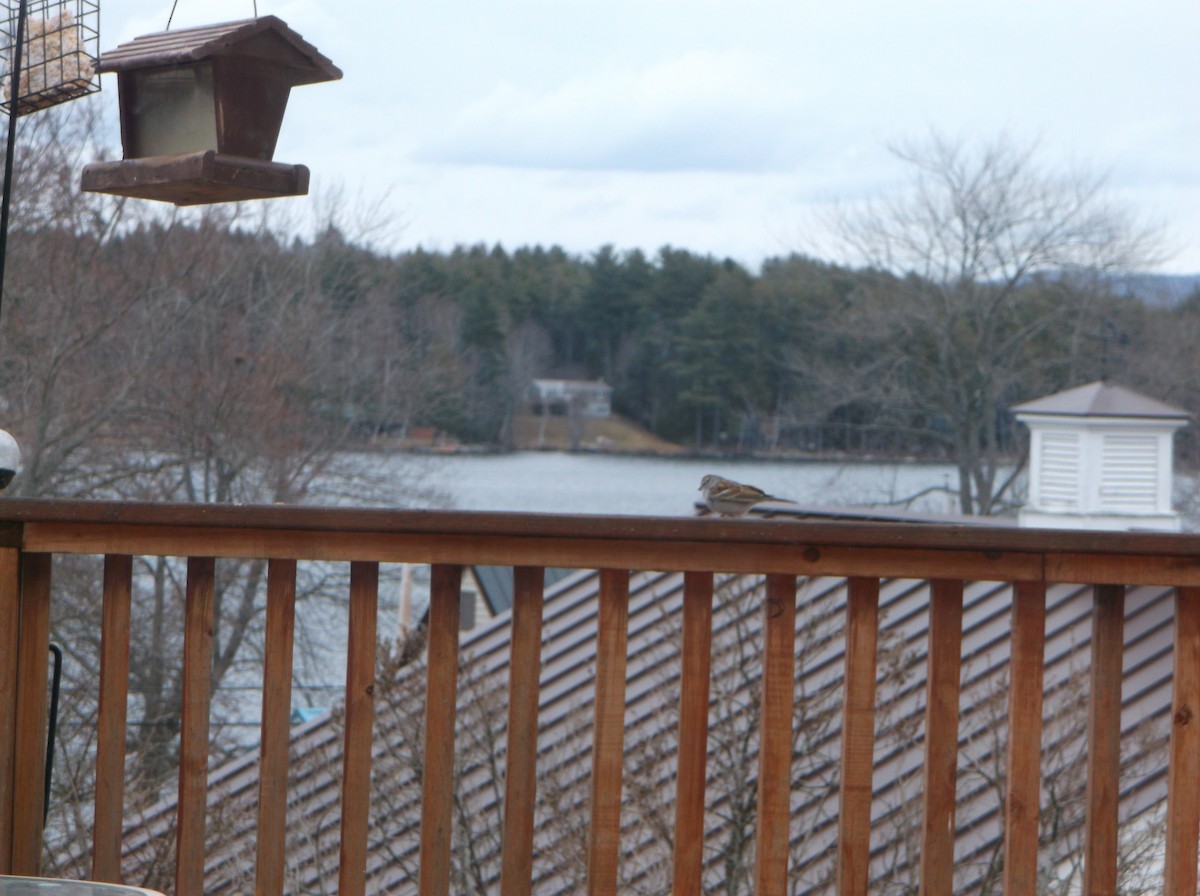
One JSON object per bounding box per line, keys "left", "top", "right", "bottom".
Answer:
{"left": 356, "top": 451, "right": 975, "bottom": 517}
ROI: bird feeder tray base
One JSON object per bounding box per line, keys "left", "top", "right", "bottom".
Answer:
{"left": 80, "top": 150, "right": 310, "bottom": 205}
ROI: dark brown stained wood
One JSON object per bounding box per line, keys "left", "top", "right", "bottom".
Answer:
{"left": 213, "top": 58, "right": 290, "bottom": 159}
{"left": 1165, "top": 586, "right": 1200, "bottom": 893}
{"left": 919, "top": 579, "right": 963, "bottom": 896}
{"left": 419, "top": 564, "right": 462, "bottom": 896}
{"left": 1083, "top": 584, "right": 1124, "bottom": 896}
{"left": 755, "top": 573, "right": 797, "bottom": 896}
{"left": 89, "top": 16, "right": 340, "bottom": 207}
{"left": 255, "top": 559, "right": 297, "bottom": 896}
{"left": 837, "top": 576, "right": 880, "bottom": 896}
{"left": 337, "top": 562, "right": 379, "bottom": 896}
{"left": 175, "top": 557, "right": 215, "bottom": 896}
{"left": 0, "top": 547, "right": 20, "bottom": 874}
{"left": 1002, "top": 580, "right": 1047, "bottom": 895}
{"left": 10, "top": 553, "right": 51, "bottom": 876}
{"left": 588, "top": 569, "right": 630, "bottom": 896}
{"left": 92, "top": 555, "right": 133, "bottom": 884}
{"left": 81, "top": 152, "right": 310, "bottom": 205}
{"left": 96, "top": 16, "right": 342, "bottom": 83}
{"left": 672, "top": 571, "right": 714, "bottom": 896}
{"left": 500, "top": 566, "right": 545, "bottom": 896}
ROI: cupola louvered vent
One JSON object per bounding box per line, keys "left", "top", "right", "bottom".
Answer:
{"left": 1099, "top": 434, "right": 1158, "bottom": 509}
{"left": 1037, "top": 432, "right": 1081, "bottom": 508}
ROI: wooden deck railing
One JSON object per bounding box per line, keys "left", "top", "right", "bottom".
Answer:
{"left": 0, "top": 499, "right": 1197, "bottom": 894}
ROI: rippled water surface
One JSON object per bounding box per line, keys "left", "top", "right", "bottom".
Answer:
{"left": 356, "top": 451, "right": 977, "bottom": 517}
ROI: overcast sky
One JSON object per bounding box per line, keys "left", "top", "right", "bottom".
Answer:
{"left": 101, "top": 0, "right": 1200, "bottom": 273}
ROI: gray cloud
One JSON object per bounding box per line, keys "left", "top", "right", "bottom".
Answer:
{"left": 415, "top": 50, "right": 804, "bottom": 173}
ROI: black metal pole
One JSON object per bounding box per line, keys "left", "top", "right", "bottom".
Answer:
{"left": 0, "top": 0, "right": 28, "bottom": 326}
{"left": 44, "top": 642, "right": 63, "bottom": 826}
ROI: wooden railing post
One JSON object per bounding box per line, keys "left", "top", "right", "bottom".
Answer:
{"left": 1002, "top": 580, "right": 1046, "bottom": 894}
{"left": 175, "top": 557, "right": 215, "bottom": 896}
{"left": 919, "top": 579, "right": 963, "bottom": 896}
{"left": 11, "top": 553, "right": 51, "bottom": 876}
{"left": 418, "top": 563, "right": 462, "bottom": 896}
{"left": 587, "top": 568, "right": 630, "bottom": 896}
{"left": 837, "top": 576, "right": 880, "bottom": 896}
{"left": 337, "top": 561, "right": 380, "bottom": 896}
{"left": 92, "top": 554, "right": 133, "bottom": 883}
{"left": 1165, "top": 585, "right": 1200, "bottom": 894}
{"left": 254, "top": 558, "right": 298, "bottom": 896}
{"left": 755, "top": 573, "right": 796, "bottom": 896}
{"left": 0, "top": 546, "right": 21, "bottom": 875}
{"left": 500, "top": 566, "right": 545, "bottom": 896}
{"left": 1083, "top": 584, "right": 1124, "bottom": 896}
{"left": 671, "top": 570, "right": 714, "bottom": 896}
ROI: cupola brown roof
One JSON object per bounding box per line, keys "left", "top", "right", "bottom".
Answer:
{"left": 1011, "top": 380, "right": 1189, "bottom": 420}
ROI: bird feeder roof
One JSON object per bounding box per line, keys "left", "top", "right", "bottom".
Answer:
{"left": 96, "top": 15, "right": 342, "bottom": 85}
{"left": 1012, "top": 380, "right": 1190, "bottom": 421}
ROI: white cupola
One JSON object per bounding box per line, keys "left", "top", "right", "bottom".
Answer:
{"left": 1013, "top": 381, "right": 1189, "bottom": 531}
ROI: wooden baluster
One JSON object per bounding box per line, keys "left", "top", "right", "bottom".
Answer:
{"left": 92, "top": 554, "right": 133, "bottom": 883}
{"left": 755, "top": 573, "right": 797, "bottom": 896}
{"left": 1165, "top": 585, "right": 1200, "bottom": 893}
{"left": 671, "top": 571, "right": 714, "bottom": 896}
{"left": 0, "top": 546, "right": 21, "bottom": 875}
{"left": 919, "top": 579, "right": 963, "bottom": 896}
{"left": 10, "top": 553, "right": 51, "bottom": 876}
{"left": 837, "top": 576, "right": 880, "bottom": 896}
{"left": 255, "top": 559, "right": 297, "bottom": 896}
{"left": 1002, "top": 580, "right": 1046, "bottom": 895}
{"left": 175, "top": 557, "right": 215, "bottom": 896}
{"left": 419, "top": 563, "right": 462, "bottom": 896}
{"left": 587, "top": 568, "right": 630, "bottom": 896}
{"left": 1083, "top": 584, "right": 1124, "bottom": 896}
{"left": 500, "top": 565, "right": 545, "bottom": 896}
{"left": 337, "top": 561, "right": 379, "bottom": 896}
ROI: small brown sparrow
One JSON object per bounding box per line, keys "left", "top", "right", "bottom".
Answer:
{"left": 699, "top": 474, "right": 780, "bottom": 517}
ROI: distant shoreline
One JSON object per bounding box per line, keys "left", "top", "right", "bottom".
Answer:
{"left": 378, "top": 441, "right": 1011, "bottom": 468}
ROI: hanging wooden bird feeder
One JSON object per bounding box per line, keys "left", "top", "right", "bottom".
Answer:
{"left": 80, "top": 16, "right": 342, "bottom": 205}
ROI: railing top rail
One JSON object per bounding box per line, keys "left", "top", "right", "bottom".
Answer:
{"left": 0, "top": 497, "right": 1196, "bottom": 560}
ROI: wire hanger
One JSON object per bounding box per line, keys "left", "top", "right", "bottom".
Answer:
{"left": 167, "top": 0, "right": 258, "bottom": 30}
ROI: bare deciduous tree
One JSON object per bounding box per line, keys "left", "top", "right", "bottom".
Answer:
{"left": 830, "top": 133, "right": 1163, "bottom": 514}
{"left": 1, "top": 106, "right": 456, "bottom": 877}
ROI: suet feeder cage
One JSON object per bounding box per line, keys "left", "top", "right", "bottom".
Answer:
{"left": 80, "top": 16, "right": 341, "bottom": 205}
{"left": 1, "top": 0, "right": 100, "bottom": 115}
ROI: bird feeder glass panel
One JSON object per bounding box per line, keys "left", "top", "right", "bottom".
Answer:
{"left": 127, "top": 64, "right": 216, "bottom": 158}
